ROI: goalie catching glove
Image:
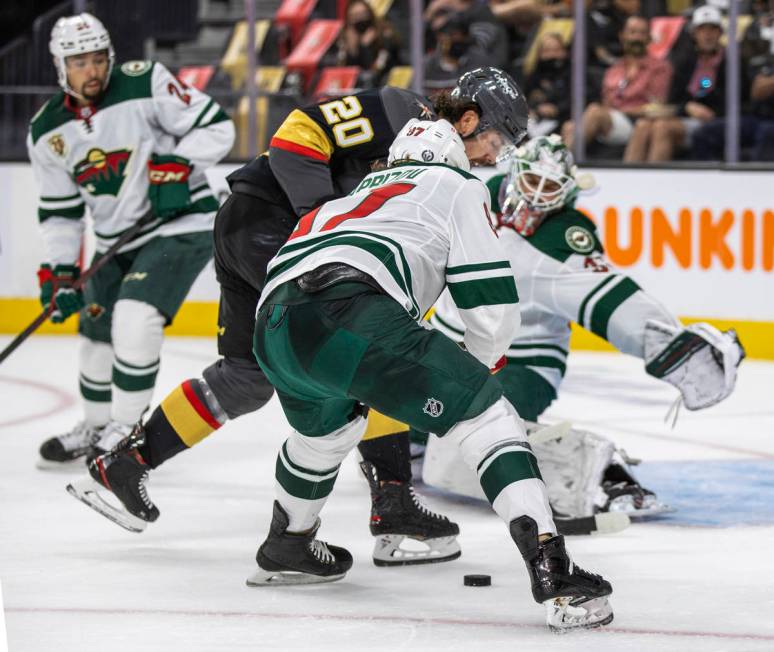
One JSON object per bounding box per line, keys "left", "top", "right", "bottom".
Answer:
{"left": 37, "top": 263, "right": 83, "bottom": 323}
{"left": 644, "top": 320, "right": 745, "bottom": 410}
{"left": 147, "top": 153, "right": 193, "bottom": 221}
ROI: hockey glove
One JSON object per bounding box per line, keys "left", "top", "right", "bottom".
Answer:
{"left": 38, "top": 263, "right": 84, "bottom": 323}
{"left": 147, "top": 154, "right": 193, "bottom": 221}
{"left": 644, "top": 320, "right": 745, "bottom": 410}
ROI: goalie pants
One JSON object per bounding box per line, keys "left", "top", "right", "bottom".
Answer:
{"left": 253, "top": 279, "right": 554, "bottom": 534}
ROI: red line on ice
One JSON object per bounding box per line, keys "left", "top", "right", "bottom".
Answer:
{"left": 0, "top": 375, "right": 75, "bottom": 428}
{"left": 5, "top": 606, "right": 774, "bottom": 642}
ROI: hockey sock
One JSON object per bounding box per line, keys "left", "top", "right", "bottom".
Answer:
{"left": 446, "top": 397, "right": 556, "bottom": 535}
{"left": 110, "top": 300, "right": 164, "bottom": 424}
{"left": 139, "top": 378, "right": 227, "bottom": 469}
{"left": 79, "top": 336, "right": 113, "bottom": 426}
{"left": 275, "top": 417, "right": 366, "bottom": 532}
{"left": 357, "top": 432, "right": 412, "bottom": 483}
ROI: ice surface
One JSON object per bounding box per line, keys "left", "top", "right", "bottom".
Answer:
{"left": 1, "top": 335, "right": 773, "bottom": 652}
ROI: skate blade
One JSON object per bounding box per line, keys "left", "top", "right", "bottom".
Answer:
{"left": 36, "top": 457, "right": 86, "bottom": 472}
{"left": 556, "top": 512, "right": 630, "bottom": 536}
{"left": 245, "top": 567, "right": 346, "bottom": 587}
{"left": 545, "top": 596, "right": 614, "bottom": 633}
{"left": 622, "top": 504, "right": 677, "bottom": 518}
{"left": 65, "top": 477, "right": 147, "bottom": 533}
{"left": 372, "top": 534, "right": 462, "bottom": 567}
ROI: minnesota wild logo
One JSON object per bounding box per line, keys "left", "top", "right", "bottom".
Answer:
{"left": 74, "top": 147, "right": 131, "bottom": 196}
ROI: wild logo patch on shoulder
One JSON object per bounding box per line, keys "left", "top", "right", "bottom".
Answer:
{"left": 565, "top": 225, "right": 595, "bottom": 254}
{"left": 48, "top": 133, "right": 66, "bottom": 157}
{"left": 121, "top": 60, "right": 152, "bottom": 76}
{"left": 423, "top": 398, "right": 444, "bottom": 418}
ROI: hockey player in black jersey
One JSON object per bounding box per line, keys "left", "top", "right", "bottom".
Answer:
{"left": 68, "top": 69, "right": 530, "bottom": 566}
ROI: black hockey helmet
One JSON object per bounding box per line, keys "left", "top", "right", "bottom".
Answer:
{"left": 452, "top": 67, "right": 529, "bottom": 159}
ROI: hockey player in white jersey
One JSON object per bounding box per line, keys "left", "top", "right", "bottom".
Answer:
{"left": 248, "top": 120, "right": 614, "bottom": 631}
{"left": 421, "top": 135, "right": 745, "bottom": 526}
{"left": 28, "top": 13, "right": 234, "bottom": 469}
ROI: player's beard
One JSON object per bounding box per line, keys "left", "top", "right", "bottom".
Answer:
{"left": 80, "top": 78, "right": 106, "bottom": 104}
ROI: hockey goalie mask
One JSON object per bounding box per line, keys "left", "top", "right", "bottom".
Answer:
{"left": 50, "top": 13, "right": 115, "bottom": 99}
{"left": 387, "top": 119, "right": 471, "bottom": 172}
{"left": 500, "top": 135, "right": 582, "bottom": 236}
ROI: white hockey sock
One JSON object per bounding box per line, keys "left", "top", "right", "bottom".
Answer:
{"left": 110, "top": 299, "right": 164, "bottom": 425}
{"left": 275, "top": 417, "right": 366, "bottom": 532}
{"left": 78, "top": 336, "right": 113, "bottom": 426}
{"left": 446, "top": 397, "right": 556, "bottom": 535}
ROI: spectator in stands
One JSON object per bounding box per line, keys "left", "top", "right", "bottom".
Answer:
{"left": 524, "top": 32, "right": 572, "bottom": 137}
{"left": 489, "top": 0, "right": 573, "bottom": 33}
{"left": 624, "top": 5, "right": 728, "bottom": 161}
{"left": 587, "top": 0, "right": 642, "bottom": 67}
{"left": 692, "top": 9, "right": 774, "bottom": 160}
{"left": 562, "top": 15, "right": 672, "bottom": 152}
{"left": 424, "top": 13, "right": 490, "bottom": 94}
{"left": 336, "top": 0, "right": 400, "bottom": 87}
{"left": 424, "top": 0, "right": 509, "bottom": 68}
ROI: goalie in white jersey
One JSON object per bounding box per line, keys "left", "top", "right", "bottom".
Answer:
{"left": 248, "top": 120, "right": 614, "bottom": 632}
{"left": 27, "top": 13, "right": 234, "bottom": 468}
{"left": 422, "top": 135, "right": 745, "bottom": 526}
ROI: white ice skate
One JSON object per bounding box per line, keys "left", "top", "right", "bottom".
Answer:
{"left": 37, "top": 420, "right": 103, "bottom": 470}
{"left": 545, "top": 595, "right": 614, "bottom": 632}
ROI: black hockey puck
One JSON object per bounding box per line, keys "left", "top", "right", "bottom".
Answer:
{"left": 463, "top": 574, "right": 491, "bottom": 587}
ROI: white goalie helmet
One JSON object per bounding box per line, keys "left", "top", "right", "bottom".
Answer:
{"left": 387, "top": 119, "right": 471, "bottom": 172}
{"left": 49, "top": 12, "right": 115, "bottom": 98}
{"left": 501, "top": 134, "right": 594, "bottom": 236}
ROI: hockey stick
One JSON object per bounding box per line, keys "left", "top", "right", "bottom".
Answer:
{"left": 555, "top": 511, "right": 630, "bottom": 536}
{"left": 0, "top": 211, "right": 156, "bottom": 366}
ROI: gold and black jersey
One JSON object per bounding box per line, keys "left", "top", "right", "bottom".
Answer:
{"left": 227, "top": 87, "right": 435, "bottom": 216}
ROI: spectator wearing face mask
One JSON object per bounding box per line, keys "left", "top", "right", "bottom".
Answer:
{"left": 562, "top": 15, "right": 672, "bottom": 152}
{"left": 336, "top": 0, "right": 401, "bottom": 86}
{"left": 587, "top": 0, "right": 642, "bottom": 68}
{"left": 424, "top": 14, "right": 490, "bottom": 93}
{"left": 424, "top": 0, "right": 509, "bottom": 68}
{"left": 524, "top": 32, "right": 572, "bottom": 137}
{"left": 624, "top": 5, "right": 729, "bottom": 162}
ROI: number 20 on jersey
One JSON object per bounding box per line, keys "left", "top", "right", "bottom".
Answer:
{"left": 319, "top": 96, "right": 374, "bottom": 148}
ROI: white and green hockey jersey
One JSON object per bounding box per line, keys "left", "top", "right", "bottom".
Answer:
{"left": 429, "top": 203, "right": 679, "bottom": 391}
{"left": 27, "top": 60, "right": 235, "bottom": 265}
{"left": 259, "top": 162, "right": 520, "bottom": 368}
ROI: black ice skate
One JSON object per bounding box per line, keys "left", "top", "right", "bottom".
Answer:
{"left": 247, "top": 501, "right": 353, "bottom": 586}
{"left": 37, "top": 420, "right": 103, "bottom": 470}
{"left": 360, "top": 460, "right": 461, "bottom": 566}
{"left": 510, "top": 515, "right": 613, "bottom": 632}
{"left": 66, "top": 424, "right": 158, "bottom": 533}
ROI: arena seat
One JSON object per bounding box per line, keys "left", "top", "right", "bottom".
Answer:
{"left": 275, "top": 0, "right": 318, "bottom": 56}
{"left": 221, "top": 19, "right": 272, "bottom": 89}
{"left": 177, "top": 66, "right": 216, "bottom": 91}
{"left": 285, "top": 19, "right": 344, "bottom": 91}
{"left": 649, "top": 16, "right": 686, "bottom": 60}
{"left": 386, "top": 66, "right": 413, "bottom": 89}
{"left": 312, "top": 67, "right": 361, "bottom": 97}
